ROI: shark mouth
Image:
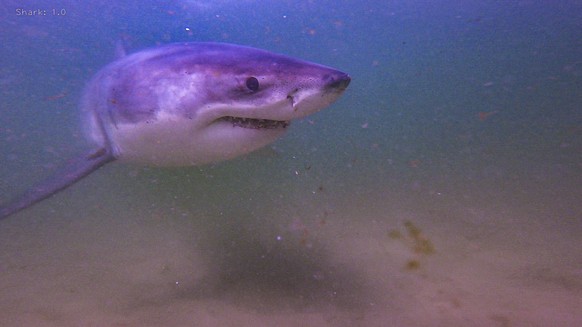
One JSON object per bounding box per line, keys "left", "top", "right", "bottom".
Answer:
{"left": 219, "top": 116, "right": 290, "bottom": 129}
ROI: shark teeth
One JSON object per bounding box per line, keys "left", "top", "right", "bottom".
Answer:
{"left": 219, "top": 116, "right": 289, "bottom": 129}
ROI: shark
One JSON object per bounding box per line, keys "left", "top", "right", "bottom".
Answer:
{"left": 0, "top": 42, "right": 350, "bottom": 220}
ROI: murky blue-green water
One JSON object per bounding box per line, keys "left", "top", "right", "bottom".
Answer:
{"left": 1, "top": 1, "right": 581, "bottom": 326}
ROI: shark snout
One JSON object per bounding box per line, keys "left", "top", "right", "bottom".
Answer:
{"left": 324, "top": 72, "right": 351, "bottom": 91}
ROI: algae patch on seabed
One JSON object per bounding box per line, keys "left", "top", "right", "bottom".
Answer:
{"left": 388, "top": 220, "right": 435, "bottom": 271}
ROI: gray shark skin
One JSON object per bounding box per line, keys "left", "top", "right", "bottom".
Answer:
{"left": 0, "top": 42, "right": 350, "bottom": 220}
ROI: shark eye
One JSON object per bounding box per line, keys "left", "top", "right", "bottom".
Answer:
{"left": 245, "top": 76, "right": 260, "bottom": 92}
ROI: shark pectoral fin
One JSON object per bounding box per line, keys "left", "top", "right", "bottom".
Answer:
{"left": 0, "top": 148, "right": 115, "bottom": 220}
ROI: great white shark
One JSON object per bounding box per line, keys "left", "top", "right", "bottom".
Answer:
{"left": 0, "top": 42, "right": 350, "bottom": 220}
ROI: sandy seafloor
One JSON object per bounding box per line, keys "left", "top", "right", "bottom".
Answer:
{"left": 1, "top": 1, "right": 581, "bottom": 326}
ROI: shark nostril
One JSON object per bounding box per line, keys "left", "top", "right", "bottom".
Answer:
{"left": 325, "top": 73, "right": 351, "bottom": 90}
{"left": 287, "top": 94, "right": 296, "bottom": 108}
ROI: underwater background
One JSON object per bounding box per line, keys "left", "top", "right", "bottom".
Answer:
{"left": 1, "top": 0, "right": 581, "bottom": 326}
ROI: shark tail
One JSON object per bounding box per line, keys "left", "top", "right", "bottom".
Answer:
{"left": 0, "top": 148, "right": 115, "bottom": 220}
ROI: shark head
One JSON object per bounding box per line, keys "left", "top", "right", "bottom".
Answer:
{"left": 82, "top": 42, "right": 350, "bottom": 166}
